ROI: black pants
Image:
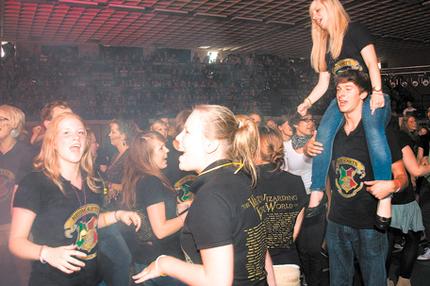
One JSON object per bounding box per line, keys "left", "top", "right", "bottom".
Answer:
{"left": 387, "top": 228, "right": 421, "bottom": 279}
{"left": 419, "top": 180, "right": 430, "bottom": 244}
{"left": 296, "top": 209, "right": 327, "bottom": 286}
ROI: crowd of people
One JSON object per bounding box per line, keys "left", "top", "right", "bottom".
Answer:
{"left": 2, "top": 0, "right": 430, "bottom": 286}
{"left": 0, "top": 44, "right": 320, "bottom": 122}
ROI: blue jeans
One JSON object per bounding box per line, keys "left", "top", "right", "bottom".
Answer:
{"left": 310, "top": 94, "right": 392, "bottom": 192}
{"left": 326, "top": 220, "right": 388, "bottom": 286}
{"left": 134, "top": 263, "right": 186, "bottom": 286}
{"left": 98, "top": 223, "right": 132, "bottom": 286}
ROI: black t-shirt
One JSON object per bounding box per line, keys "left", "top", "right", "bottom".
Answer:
{"left": 327, "top": 22, "right": 372, "bottom": 76}
{"left": 329, "top": 122, "right": 401, "bottom": 229}
{"left": 14, "top": 171, "right": 102, "bottom": 285}
{"left": 0, "top": 141, "right": 35, "bottom": 225}
{"left": 254, "top": 164, "right": 307, "bottom": 265}
{"left": 130, "top": 175, "right": 183, "bottom": 264}
{"left": 392, "top": 131, "right": 417, "bottom": 205}
{"left": 105, "top": 150, "right": 128, "bottom": 185}
{"left": 181, "top": 160, "right": 268, "bottom": 286}
{"left": 418, "top": 134, "right": 429, "bottom": 157}
{"left": 103, "top": 150, "right": 128, "bottom": 210}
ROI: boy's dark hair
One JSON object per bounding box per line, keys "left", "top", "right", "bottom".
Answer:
{"left": 40, "top": 100, "right": 71, "bottom": 122}
{"left": 334, "top": 70, "right": 371, "bottom": 93}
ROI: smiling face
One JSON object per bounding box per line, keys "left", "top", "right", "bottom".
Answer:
{"left": 336, "top": 81, "right": 367, "bottom": 115}
{"left": 150, "top": 138, "right": 169, "bottom": 170}
{"left": 294, "top": 115, "right": 315, "bottom": 136}
{"left": 310, "top": 0, "right": 330, "bottom": 30}
{"left": 55, "top": 117, "right": 87, "bottom": 166}
{"left": 176, "top": 111, "right": 209, "bottom": 173}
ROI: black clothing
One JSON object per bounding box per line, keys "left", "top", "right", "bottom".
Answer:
{"left": 105, "top": 150, "right": 128, "bottom": 185}
{"left": 327, "top": 22, "right": 372, "bottom": 76}
{"left": 254, "top": 163, "right": 307, "bottom": 265}
{"left": 181, "top": 160, "right": 268, "bottom": 286}
{"left": 131, "top": 176, "right": 183, "bottom": 265}
{"left": 0, "top": 141, "right": 34, "bottom": 225}
{"left": 329, "top": 122, "right": 401, "bottom": 229}
{"left": 0, "top": 141, "right": 35, "bottom": 286}
{"left": 392, "top": 131, "right": 416, "bottom": 205}
{"left": 103, "top": 150, "right": 128, "bottom": 210}
{"left": 419, "top": 134, "right": 429, "bottom": 157}
{"left": 14, "top": 172, "right": 102, "bottom": 285}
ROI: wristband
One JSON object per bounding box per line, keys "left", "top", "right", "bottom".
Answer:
{"left": 305, "top": 98, "right": 313, "bottom": 107}
{"left": 393, "top": 179, "right": 401, "bottom": 193}
{"left": 372, "top": 87, "right": 382, "bottom": 92}
{"left": 39, "top": 245, "right": 47, "bottom": 264}
{"left": 155, "top": 255, "right": 167, "bottom": 276}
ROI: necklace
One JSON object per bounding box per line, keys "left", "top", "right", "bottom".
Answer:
{"left": 199, "top": 161, "right": 244, "bottom": 176}
{"left": 72, "top": 184, "right": 87, "bottom": 207}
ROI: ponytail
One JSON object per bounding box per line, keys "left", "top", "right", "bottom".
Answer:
{"left": 258, "top": 126, "right": 285, "bottom": 171}
{"left": 194, "top": 105, "right": 259, "bottom": 187}
{"left": 233, "top": 115, "right": 259, "bottom": 187}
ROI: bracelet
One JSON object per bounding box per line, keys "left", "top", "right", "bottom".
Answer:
{"left": 114, "top": 211, "right": 120, "bottom": 222}
{"left": 393, "top": 179, "right": 401, "bottom": 193}
{"left": 39, "top": 245, "right": 47, "bottom": 264}
{"left": 155, "top": 255, "right": 167, "bottom": 277}
{"left": 372, "top": 87, "right": 382, "bottom": 92}
{"left": 305, "top": 97, "right": 313, "bottom": 107}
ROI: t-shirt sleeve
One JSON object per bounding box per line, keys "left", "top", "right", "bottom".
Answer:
{"left": 387, "top": 128, "right": 403, "bottom": 163}
{"left": 396, "top": 131, "right": 414, "bottom": 151}
{"left": 350, "top": 22, "right": 373, "bottom": 51}
{"left": 136, "top": 176, "right": 168, "bottom": 208}
{"left": 187, "top": 190, "right": 233, "bottom": 250}
{"left": 13, "top": 173, "right": 41, "bottom": 214}
{"left": 16, "top": 145, "right": 36, "bottom": 182}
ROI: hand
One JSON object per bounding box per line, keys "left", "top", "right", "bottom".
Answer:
{"left": 420, "top": 156, "right": 429, "bottom": 166}
{"left": 42, "top": 244, "right": 87, "bottom": 274}
{"left": 304, "top": 131, "right": 323, "bottom": 157}
{"left": 116, "top": 210, "right": 141, "bottom": 231}
{"left": 370, "top": 91, "right": 384, "bottom": 114}
{"left": 32, "top": 125, "right": 43, "bottom": 136}
{"left": 364, "top": 180, "right": 395, "bottom": 199}
{"left": 133, "top": 256, "right": 166, "bottom": 284}
{"left": 177, "top": 202, "right": 191, "bottom": 215}
{"left": 297, "top": 101, "right": 311, "bottom": 116}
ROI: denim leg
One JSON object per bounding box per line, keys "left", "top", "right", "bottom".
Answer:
{"left": 98, "top": 224, "right": 132, "bottom": 286}
{"left": 362, "top": 94, "right": 392, "bottom": 180}
{"left": 310, "top": 98, "right": 345, "bottom": 192}
{"left": 355, "top": 228, "right": 388, "bottom": 286}
{"left": 325, "top": 221, "right": 355, "bottom": 286}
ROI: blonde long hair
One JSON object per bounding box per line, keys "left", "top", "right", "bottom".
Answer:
{"left": 33, "top": 112, "right": 98, "bottom": 194}
{"left": 194, "top": 105, "right": 260, "bottom": 187}
{"left": 309, "top": 0, "right": 350, "bottom": 72}
{"left": 0, "top": 104, "right": 26, "bottom": 137}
